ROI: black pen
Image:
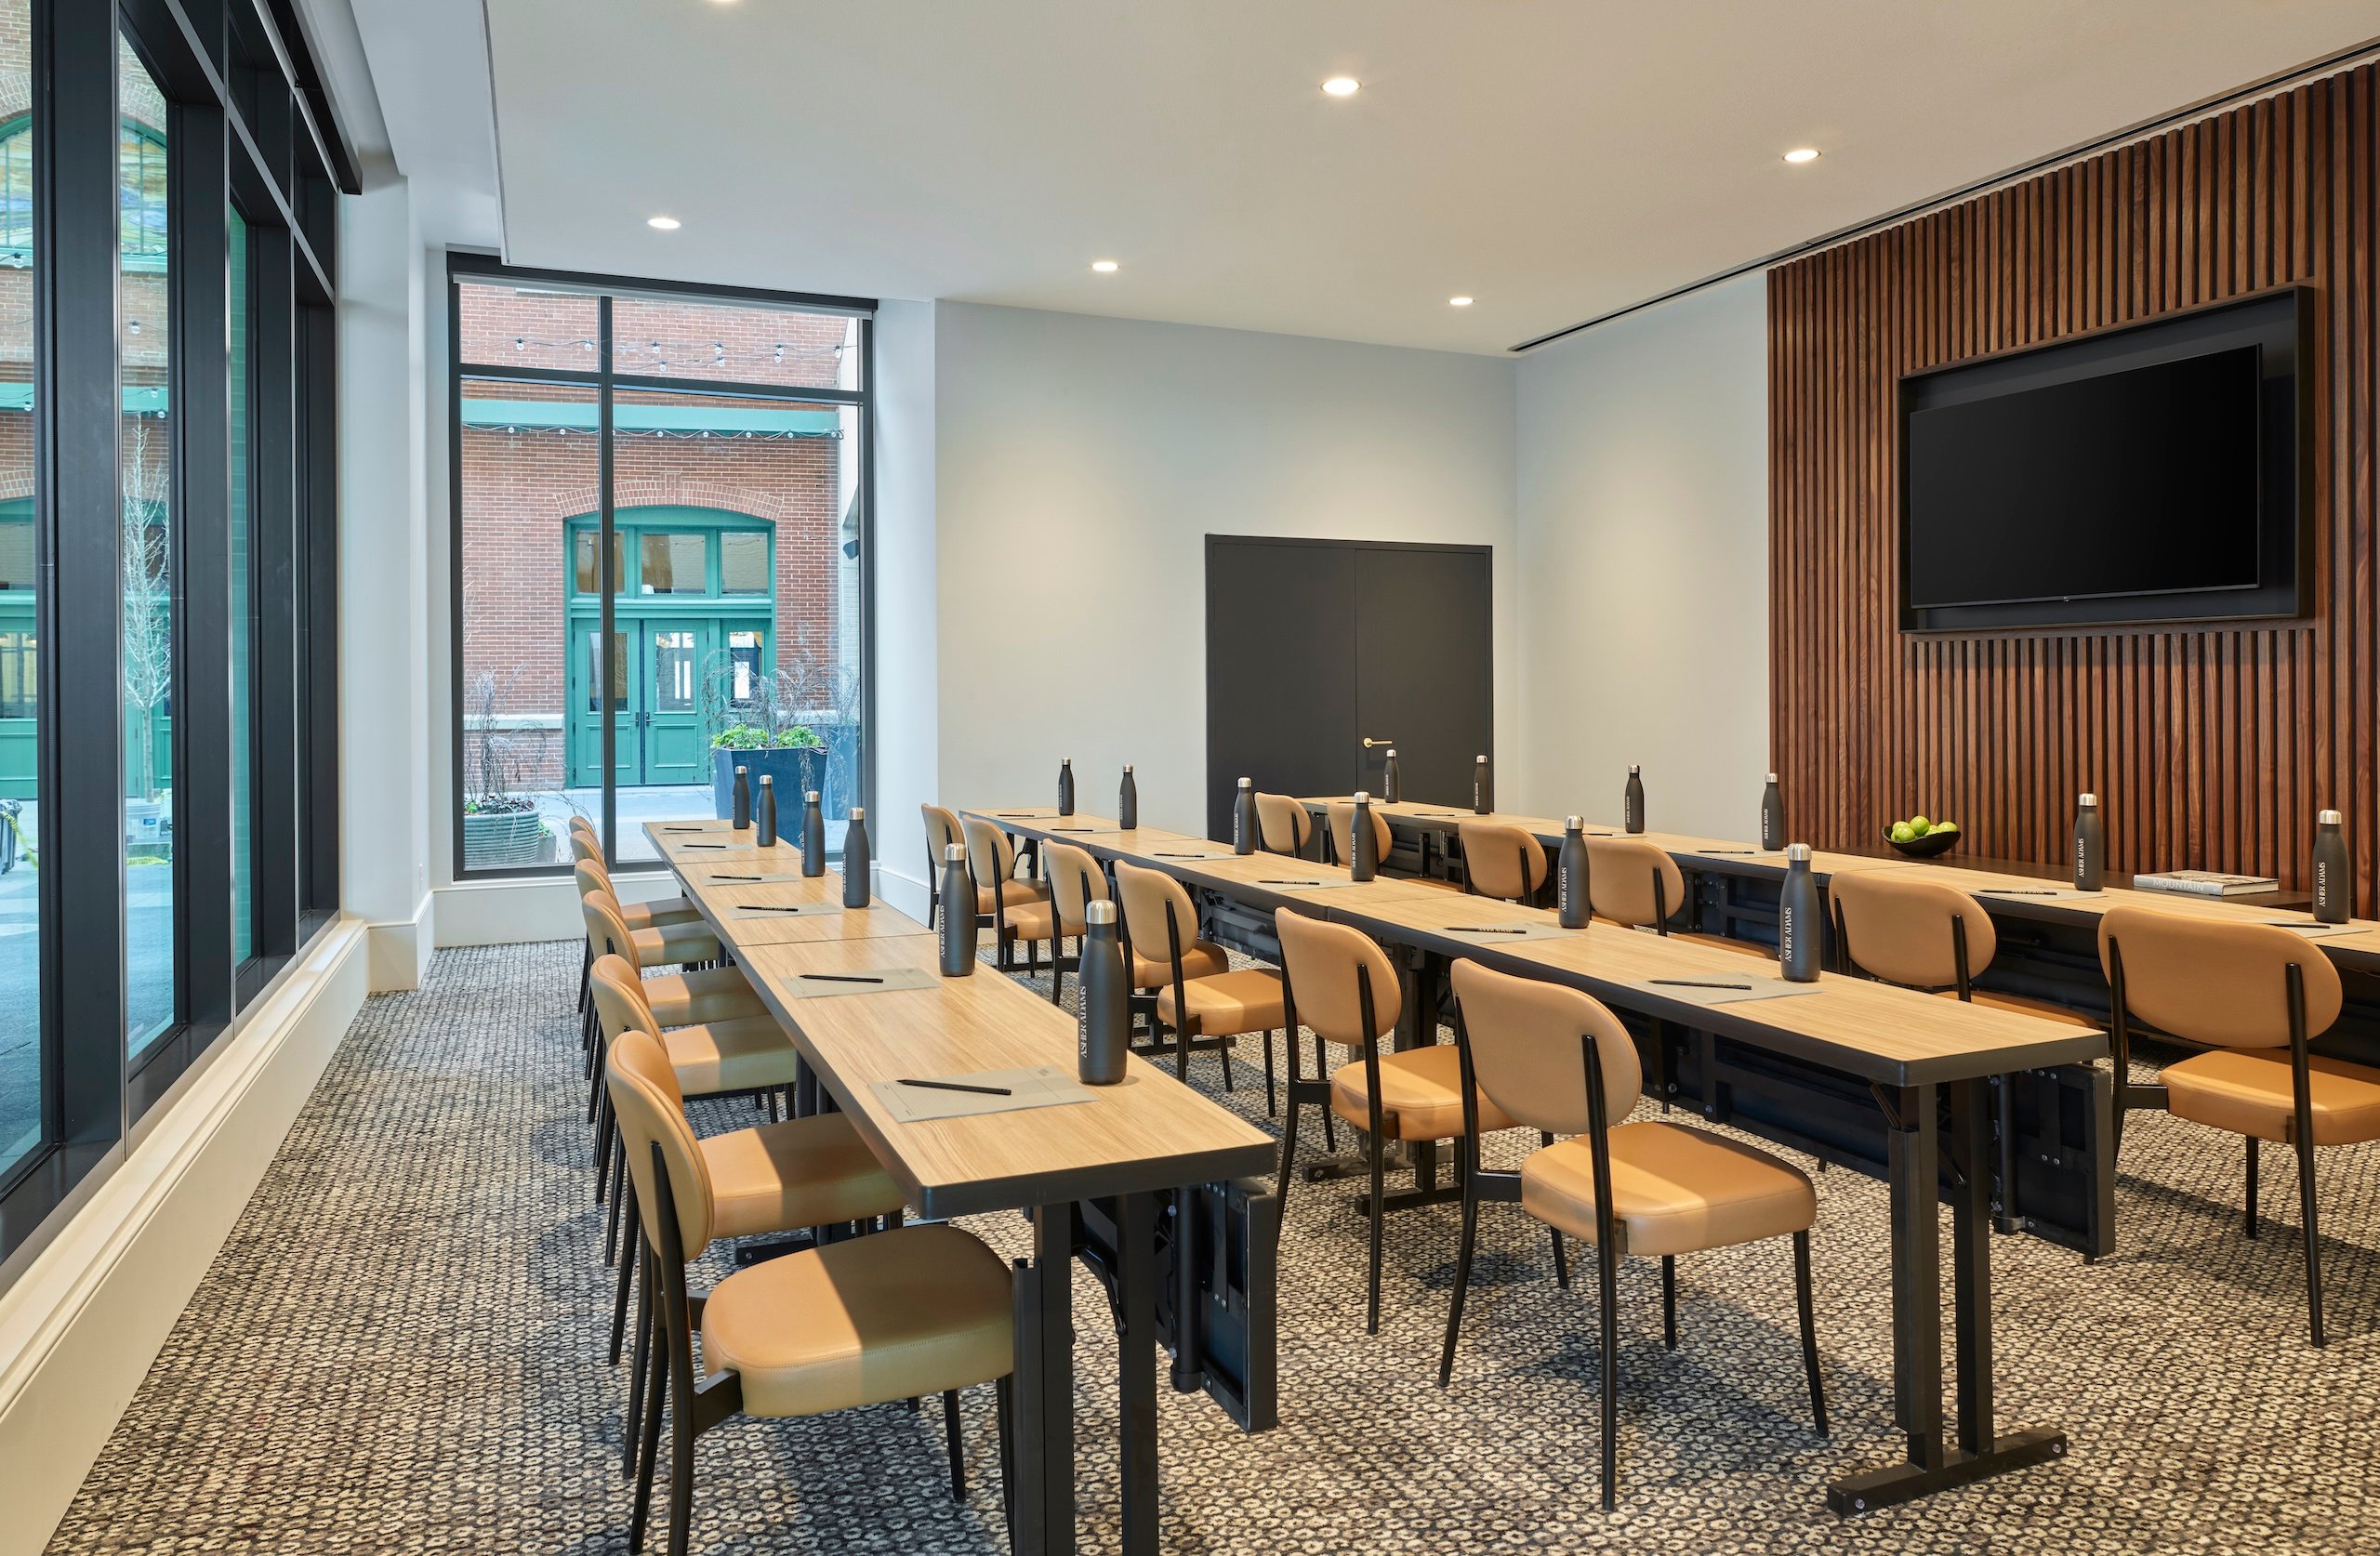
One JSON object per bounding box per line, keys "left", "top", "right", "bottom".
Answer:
{"left": 682, "top": 843, "right": 734, "bottom": 850}
{"left": 1980, "top": 888, "right": 2060, "bottom": 896}
{"left": 744, "top": 905, "right": 819, "bottom": 914}
{"left": 708, "top": 873, "right": 764, "bottom": 881}
{"left": 1650, "top": 978, "right": 1753, "bottom": 990}
{"left": 801, "top": 973, "right": 884, "bottom": 984}
{"left": 1701, "top": 849, "right": 1756, "bottom": 856}
{"left": 898, "top": 1077, "right": 1012, "bottom": 1096}
{"left": 1156, "top": 851, "right": 1216, "bottom": 858}
{"left": 1261, "top": 878, "right": 1325, "bottom": 886}
{"left": 1448, "top": 925, "right": 1528, "bottom": 934}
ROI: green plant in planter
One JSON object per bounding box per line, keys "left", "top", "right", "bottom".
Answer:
{"left": 710, "top": 721, "right": 825, "bottom": 751}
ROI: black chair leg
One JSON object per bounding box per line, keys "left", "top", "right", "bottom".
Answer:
{"left": 1263, "top": 1030, "right": 1277, "bottom": 1116}
{"left": 1439, "top": 1147, "right": 1480, "bottom": 1388}
{"left": 1793, "top": 1229, "right": 1828, "bottom": 1435}
{"left": 2244, "top": 1135, "right": 2260, "bottom": 1239}
{"left": 944, "top": 1390, "right": 968, "bottom": 1500}
{"left": 1596, "top": 1231, "right": 1620, "bottom": 1510}
{"left": 1276, "top": 1083, "right": 1302, "bottom": 1211}
{"left": 610, "top": 1200, "right": 639, "bottom": 1364}
{"left": 668, "top": 1364, "right": 696, "bottom": 1556}
{"left": 628, "top": 1298, "right": 667, "bottom": 1543}
{"left": 2296, "top": 1134, "right": 2325, "bottom": 1347}
{"left": 1366, "top": 1129, "right": 1387, "bottom": 1335}
{"left": 605, "top": 1140, "right": 628, "bottom": 1265}
{"left": 1660, "top": 1255, "right": 1677, "bottom": 1349}
{"left": 625, "top": 1251, "right": 654, "bottom": 1476}
{"left": 1551, "top": 1229, "right": 1570, "bottom": 1290}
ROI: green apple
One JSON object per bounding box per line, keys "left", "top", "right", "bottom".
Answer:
{"left": 1934, "top": 821, "right": 1960, "bottom": 836}
{"left": 1890, "top": 821, "right": 1917, "bottom": 844}
{"left": 1908, "top": 815, "right": 1932, "bottom": 837}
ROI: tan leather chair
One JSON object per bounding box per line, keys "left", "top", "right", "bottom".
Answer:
{"left": 2099, "top": 905, "right": 2377, "bottom": 1346}
{"left": 962, "top": 815, "right": 1057, "bottom": 973}
{"left": 1114, "top": 861, "right": 1281, "bottom": 1097}
{"left": 607, "top": 1031, "right": 1012, "bottom": 1556}
{"left": 919, "top": 803, "right": 966, "bottom": 930}
{"left": 1010, "top": 839, "right": 1104, "bottom": 1008}
{"left": 1443, "top": 959, "right": 1825, "bottom": 1507}
{"left": 1831, "top": 871, "right": 2096, "bottom": 1022}
{"left": 575, "top": 857, "right": 715, "bottom": 964}
{"left": 588, "top": 956, "right": 899, "bottom": 1377}
{"left": 570, "top": 834, "right": 704, "bottom": 1016}
{"left": 1323, "top": 799, "right": 1395, "bottom": 869}
{"left": 1458, "top": 820, "right": 1549, "bottom": 904}
{"left": 1276, "top": 911, "right": 1517, "bottom": 1335}
{"left": 1583, "top": 837, "right": 1761, "bottom": 956}
{"left": 580, "top": 890, "right": 754, "bottom": 1027}
{"left": 1255, "top": 792, "right": 1315, "bottom": 856}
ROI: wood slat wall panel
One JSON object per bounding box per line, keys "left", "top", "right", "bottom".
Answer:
{"left": 1769, "top": 63, "right": 2380, "bottom": 906}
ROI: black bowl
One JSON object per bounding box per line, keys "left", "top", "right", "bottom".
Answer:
{"left": 1883, "top": 825, "right": 1962, "bottom": 858}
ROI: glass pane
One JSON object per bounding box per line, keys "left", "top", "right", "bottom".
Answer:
{"left": 720, "top": 530, "right": 769, "bottom": 596}
{"left": 230, "top": 207, "right": 253, "bottom": 965}
{"left": 573, "top": 527, "right": 620, "bottom": 595}
{"left": 0, "top": 0, "right": 35, "bottom": 1180}
{"left": 456, "top": 280, "right": 600, "bottom": 376}
{"left": 122, "top": 32, "right": 176, "bottom": 1054}
{"left": 612, "top": 296, "right": 860, "bottom": 392}
{"left": 651, "top": 629, "right": 696, "bottom": 711}
{"left": 636, "top": 531, "right": 705, "bottom": 595}
{"left": 457, "top": 377, "right": 597, "bottom": 869}
{"left": 613, "top": 387, "right": 860, "bottom": 863}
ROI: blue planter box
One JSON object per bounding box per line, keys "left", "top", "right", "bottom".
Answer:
{"left": 711, "top": 745, "right": 826, "bottom": 821}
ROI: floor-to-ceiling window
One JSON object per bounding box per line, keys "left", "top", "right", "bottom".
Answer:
{"left": 449, "top": 261, "right": 874, "bottom": 875}
{"left": 0, "top": 0, "right": 353, "bottom": 1270}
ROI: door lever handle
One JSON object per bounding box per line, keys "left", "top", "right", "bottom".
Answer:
{"left": 1362, "top": 736, "right": 1396, "bottom": 748}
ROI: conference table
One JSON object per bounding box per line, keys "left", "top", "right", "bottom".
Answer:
{"left": 966, "top": 805, "right": 2109, "bottom": 1514}
{"left": 642, "top": 821, "right": 1278, "bottom": 1556}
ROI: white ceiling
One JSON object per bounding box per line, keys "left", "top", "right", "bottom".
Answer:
{"left": 472, "top": 0, "right": 2377, "bottom": 354}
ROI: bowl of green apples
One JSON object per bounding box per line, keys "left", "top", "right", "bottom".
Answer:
{"left": 1884, "top": 814, "right": 1963, "bottom": 858}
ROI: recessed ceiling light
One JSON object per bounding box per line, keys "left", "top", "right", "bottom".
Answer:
{"left": 646, "top": 215, "right": 681, "bottom": 230}
{"left": 1321, "top": 76, "right": 1361, "bottom": 98}
{"left": 1091, "top": 259, "right": 1119, "bottom": 273}
{"left": 1448, "top": 297, "right": 1474, "bottom": 308}
{"left": 1782, "top": 147, "right": 1820, "bottom": 165}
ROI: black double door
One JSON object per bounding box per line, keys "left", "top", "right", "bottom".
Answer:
{"left": 1203, "top": 536, "right": 1493, "bottom": 842}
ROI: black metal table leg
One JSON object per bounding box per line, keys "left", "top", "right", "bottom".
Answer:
{"left": 1829, "top": 1080, "right": 2067, "bottom": 1513}
{"left": 1011, "top": 1203, "right": 1077, "bottom": 1556}
{"left": 1117, "top": 1193, "right": 1159, "bottom": 1556}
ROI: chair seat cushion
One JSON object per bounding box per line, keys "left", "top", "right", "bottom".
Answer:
{"left": 703, "top": 1224, "right": 1014, "bottom": 1418}
{"left": 1131, "top": 941, "right": 1231, "bottom": 990}
{"left": 701, "top": 1114, "right": 906, "bottom": 1239}
{"left": 2162, "top": 1049, "right": 2380, "bottom": 1145}
{"left": 631, "top": 918, "right": 722, "bottom": 969}
{"left": 1936, "top": 987, "right": 2098, "bottom": 1027}
{"left": 641, "top": 965, "right": 766, "bottom": 1028}
{"left": 975, "top": 877, "right": 1051, "bottom": 914}
{"left": 661, "top": 1012, "right": 800, "bottom": 1096}
{"left": 1156, "top": 969, "right": 1285, "bottom": 1035}
{"left": 1331, "top": 1043, "right": 1516, "bottom": 1141}
{"left": 999, "top": 900, "right": 1081, "bottom": 943}
{"left": 621, "top": 894, "right": 701, "bottom": 931}
{"left": 1522, "top": 1121, "right": 1816, "bottom": 1257}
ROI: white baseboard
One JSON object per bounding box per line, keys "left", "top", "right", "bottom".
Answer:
{"left": 0, "top": 917, "right": 369, "bottom": 1556}
{"left": 874, "top": 860, "right": 931, "bottom": 923}
{"left": 432, "top": 870, "right": 686, "bottom": 947}
{"left": 365, "top": 891, "right": 435, "bottom": 991}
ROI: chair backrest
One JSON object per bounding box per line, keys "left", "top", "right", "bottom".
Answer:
{"left": 1324, "top": 801, "right": 1393, "bottom": 866}
{"left": 588, "top": 952, "right": 660, "bottom": 1045}
{"left": 569, "top": 829, "right": 603, "bottom": 868}
{"left": 1459, "top": 820, "right": 1548, "bottom": 903}
{"left": 1583, "top": 837, "right": 1685, "bottom": 930}
{"left": 580, "top": 889, "right": 645, "bottom": 972}
{"left": 606, "top": 1028, "right": 716, "bottom": 1260}
{"left": 573, "top": 857, "right": 614, "bottom": 902}
{"left": 569, "top": 813, "right": 597, "bottom": 839}
{"left": 1114, "top": 861, "right": 1199, "bottom": 960}
{"left": 1045, "top": 840, "right": 1109, "bottom": 926}
{"left": 1275, "top": 911, "right": 1402, "bottom": 1046}
{"left": 922, "top": 803, "right": 964, "bottom": 864}
{"left": 1254, "top": 793, "right": 1312, "bottom": 854}
{"left": 1830, "top": 870, "right": 1997, "bottom": 988}
{"left": 1449, "top": 958, "right": 1641, "bottom": 1135}
{"left": 961, "top": 815, "right": 1022, "bottom": 889}
{"left": 2098, "top": 905, "right": 2344, "bottom": 1048}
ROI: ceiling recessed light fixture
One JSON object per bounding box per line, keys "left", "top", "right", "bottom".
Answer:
{"left": 646, "top": 215, "right": 681, "bottom": 230}
{"left": 1448, "top": 297, "right": 1474, "bottom": 308}
{"left": 1782, "top": 147, "right": 1821, "bottom": 165}
{"left": 1091, "top": 258, "right": 1119, "bottom": 273}
{"left": 1321, "top": 76, "right": 1361, "bottom": 98}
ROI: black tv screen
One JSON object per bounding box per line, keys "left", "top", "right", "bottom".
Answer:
{"left": 1904, "top": 346, "right": 2262, "bottom": 611}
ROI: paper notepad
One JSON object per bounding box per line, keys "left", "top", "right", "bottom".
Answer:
{"left": 2257, "top": 920, "right": 2361, "bottom": 940}
{"left": 1975, "top": 887, "right": 2108, "bottom": 903}
{"left": 675, "top": 842, "right": 760, "bottom": 853}
{"left": 778, "top": 966, "right": 937, "bottom": 998}
{"left": 727, "top": 902, "right": 844, "bottom": 921}
{"left": 1633, "top": 974, "right": 1819, "bottom": 1008}
{"left": 1435, "top": 921, "right": 1576, "bottom": 943}
{"left": 873, "top": 1066, "right": 1097, "bottom": 1123}
{"left": 1253, "top": 876, "right": 1365, "bottom": 892}
{"left": 659, "top": 822, "right": 737, "bottom": 833}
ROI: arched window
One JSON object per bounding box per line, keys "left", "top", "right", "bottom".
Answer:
{"left": 0, "top": 112, "right": 168, "bottom": 267}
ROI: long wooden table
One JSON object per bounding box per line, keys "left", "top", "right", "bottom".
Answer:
{"left": 969, "top": 805, "right": 2107, "bottom": 1514}
{"left": 646, "top": 823, "right": 1276, "bottom": 1556}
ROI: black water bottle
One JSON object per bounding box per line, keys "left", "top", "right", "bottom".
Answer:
{"left": 1118, "top": 765, "right": 1138, "bottom": 831}
{"left": 2073, "top": 794, "right": 2103, "bottom": 892}
{"left": 1624, "top": 765, "right": 1646, "bottom": 835}
{"left": 1058, "top": 758, "right": 1076, "bottom": 817}
{"left": 732, "top": 764, "right": 752, "bottom": 829}
{"left": 1077, "top": 900, "right": 1130, "bottom": 1084}
{"left": 1778, "top": 843, "right": 1819, "bottom": 982}
{"left": 1761, "top": 772, "right": 1784, "bottom": 852}
{"left": 755, "top": 774, "right": 777, "bottom": 848}
{"left": 1557, "top": 815, "right": 1591, "bottom": 930}
{"left": 801, "top": 789, "right": 826, "bottom": 877}
{"left": 938, "top": 844, "right": 976, "bottom": 977}
{"left": 842, "top": 806, "right": 871, "bottom": 909}
{"left": 1382, "top": 748, "right": 1401, "bottom": 803}
{"left": 1350, "top": 792, "right": 1380, "bottom": 882}
{"left": 1473, "top": 754, "right": 1493, "bottom": 815}
{"left": 1233, "top": 777, "right": 1257, "bottom": 855}
{"left": 2314, "top": 808, "right": 2348, "bottom": 924}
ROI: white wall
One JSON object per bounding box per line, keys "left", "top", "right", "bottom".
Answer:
{"left": 931, "top": 302, "right": 1519, "bottom": 837}
{"left": 870, "top": 300, "right": 940, "bottom": 918}
{"left": 1513, "top": 275, "right": 1770, "bottom": 839}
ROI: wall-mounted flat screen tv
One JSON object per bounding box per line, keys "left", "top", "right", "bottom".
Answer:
{"left": 1898, "top": 288, "right": 2306, "bottom": 632}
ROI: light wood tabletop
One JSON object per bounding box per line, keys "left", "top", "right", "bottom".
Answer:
{"left": 1298, "top": 797, "right": 1907, "bottom": 878}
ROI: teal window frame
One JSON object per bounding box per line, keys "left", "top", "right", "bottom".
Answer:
{"left": 564, "top": 506, "right": 776, "bottom": 604}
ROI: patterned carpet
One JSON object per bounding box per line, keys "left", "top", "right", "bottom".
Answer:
{"left": 41, "top": 940, "right": 2380, "bottom": 1555}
